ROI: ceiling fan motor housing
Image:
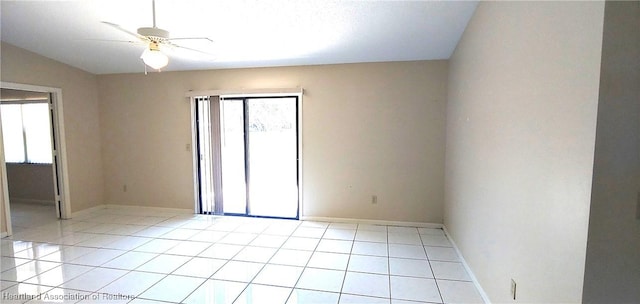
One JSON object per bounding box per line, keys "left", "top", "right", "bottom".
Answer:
{"left": 137, "top": 27, "right": 169, "bottom": 42}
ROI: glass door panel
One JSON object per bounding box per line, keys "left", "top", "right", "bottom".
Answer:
{"left": 247, "top": 98, "right": 298, "bottom": 218}
{"left": 220, "top": 99, "right": 247, "bottom": 214}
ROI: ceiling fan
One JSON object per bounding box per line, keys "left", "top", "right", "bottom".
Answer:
{"left": 101, "top": 0, "right": 214, "bottom": 71}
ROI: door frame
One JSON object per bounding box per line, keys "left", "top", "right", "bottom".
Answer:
{"left": 1, "top": 82, "right": 72, "bottom": 236}
{"left": 189, "top": 90, "right": 303, "bottom": 220}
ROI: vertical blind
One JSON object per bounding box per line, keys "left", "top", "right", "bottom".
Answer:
{"left": 195, "top": 96, "right": 224, "bottom": 214}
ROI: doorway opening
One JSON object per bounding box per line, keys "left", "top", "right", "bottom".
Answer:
{"left": 194, "top": 95, "right": 300, "bottom": 219}
{"left": 0, "top": 83, "right": 71, "bottom": 236}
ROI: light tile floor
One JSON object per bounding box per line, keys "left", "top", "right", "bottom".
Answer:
{"left": 8, "top": 202, "right": 59, "bottom": 234}
{"left": 1, "top": 207, "right": 484, "bottom": 303}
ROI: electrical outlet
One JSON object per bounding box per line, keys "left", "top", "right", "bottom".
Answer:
{"left": 511, "top": 279, "right": 517, "bottom": 300}
{"left": 123, "top": 184, "right": 127, "bottom": 192}
{"left": 371, "top": 195, "right": 378, "bottom": 204}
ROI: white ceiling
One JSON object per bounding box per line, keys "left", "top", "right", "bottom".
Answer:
{"left": 1, "top": 0, "right": 478, "bottom": 75}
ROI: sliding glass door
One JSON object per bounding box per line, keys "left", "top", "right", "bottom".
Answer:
{"left": 196, "top": 96, "right": 299, "bottom": 219}
{"left": 245, "top": 98, "right": 298, "bottom": 218}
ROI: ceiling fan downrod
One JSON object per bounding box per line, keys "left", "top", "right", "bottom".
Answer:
{"left": 137, "top": 0, "right": 169, "bottom": 41}
{"left": 152, "top": 0, "right": 157, "bottom": 28}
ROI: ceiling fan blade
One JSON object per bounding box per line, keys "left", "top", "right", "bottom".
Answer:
{"left": 167, "top": 37, "right": 214, "bottom": 43}
{"left": 101, "top": 21, "right": 147, "bottom": 41}
{"left": 78, "top": 38, "right": 142, "bottom": 44}
{"left": 165, "top": 42, "right": 216, "bottom": 60}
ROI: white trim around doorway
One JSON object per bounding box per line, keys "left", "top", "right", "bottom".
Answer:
{"left": 1, "top": 81, "right": 72, "bottom": 236}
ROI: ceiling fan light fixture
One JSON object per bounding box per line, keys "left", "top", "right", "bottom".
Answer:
{"left": 141, "top": 46, "right": 168, "bottom": 70}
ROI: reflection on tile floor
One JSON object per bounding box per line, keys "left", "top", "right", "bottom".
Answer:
{"left": 1, "top": 207, "right": 484, "bottom": 303}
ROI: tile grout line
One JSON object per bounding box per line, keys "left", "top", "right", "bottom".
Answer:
{"left": 283, "top": 221, "right": 330, "bottom": 304}
{"left": 170, "top": 216, "right": 265, "bottom": 304}
{"left": 2, "top": 218, "right": 147, "bottom": 295}
{"left": 224, "top": 219, "right": 300, "bottom": 304}
{"left": 420, "top": 228, "right": 445, "bottom": 304}
{"left": 124, "top": 214, "right": 243, "bottom": 303}
{"left": 70, "top": 213, "right": 196, "bottom": 303}
{"left": 335, "top": 222, "right": 358, "bottom": 304}
{"left": 177, "top": 217, "right": 305, "bottom": 304}
{"left": 59, "top": 214, "right": 211, "bottom": 302}
{"left": 4, "top": 212, "right": 470, "bottom": 304}
{"left": 387, "top": 225, "right": 392, "bottom": 303}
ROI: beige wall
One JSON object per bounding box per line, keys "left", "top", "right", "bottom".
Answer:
{"left": 6, "top": 164, "right": 55, "bottom": 204}
{"left": 0, "top": 41, "right": 446, "bottom": 223}
{"left": 98, "top": 61, "right": 448, "bottom": 222}
{"left": 1, "top": 42, "right": 104, "bottom": 213}
{"left": 444, "top": 2, "right": 604, "bottom": 303}
{"left": 583, "top": 1, "right": 640, "bottom": 302}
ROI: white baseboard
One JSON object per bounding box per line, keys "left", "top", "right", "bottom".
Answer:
{"left": 70, "top": 204, "right": 193, "bottom": 218}
{"left": 1, "top": 232, "right": 8, "bottom": 238}
{"left": 442, "top": 225, "right": 491, "bottom": 304}
{"left": 9, "top": 198, "right": 55, "bottom": 205}
{"left": 301, "top": 216, "right": 444, "bottom": 228}
{"left": 104, "top": 204, "right": 193, "bottom": 214}
{"left": 70, "top": 206, "right": 442, "bottom": 230}
{"left": 70, "top": 204, "right": 106, "bottom": 218}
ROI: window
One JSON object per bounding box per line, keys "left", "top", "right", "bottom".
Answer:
{"left": 1, "top": 103, "right": 53, "bottom": 164}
